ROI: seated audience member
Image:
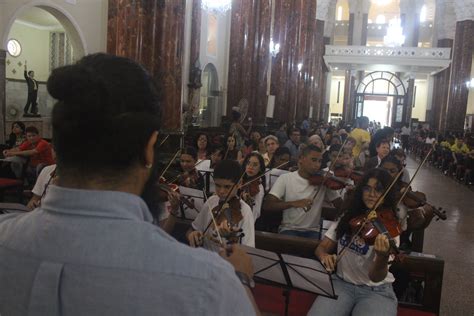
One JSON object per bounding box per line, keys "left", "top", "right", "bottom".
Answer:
{"left": 262, "top": 135, "right": 279, "bottom": 166}
{"left": 187, "top": 160, "right": 255, "bottom": 247}
{"left": 308, "top": 168, "right": 399, "bottom": 316}
{"left": 263, "top": 145, "right": 342, "bottom": 239}
{"left": 364, "top": 139, "right": 390, "bottom": 170}
{"left": 283, "top": 128, "right": 302, "bottom": 161}
{"left": 195, "top": 132, "right": 210, "bottom": 161}
{"left": 268, "top": 146, "right": 291, "bottom": 170}
{"left": 369, "top": 126, "right": 394, "bottom": 157}
{"left": 26, "top": 147, "right": 57, "bottom": 210}
{"left": 3, "top": 126, "right": 55, "bottom": 180}
{"left": 241, "top": 152, "right": 266, "bottom": 222}
{"left": 224, "top": 134, "right": 243, "bottom": 162}
{"left": 307, "top": 134, "right": 325, "bottom": 151}
{"left": 7, "top": 121, "right": 26, "bottom": 148}
{"left": 0, "top": 53, "right": 257, "bottom": 314}
{"left": 210, "top": 145, "right": 225, "bottom": 169}
{"left": 176, "top": 146, "right": 204, "bottom": 190}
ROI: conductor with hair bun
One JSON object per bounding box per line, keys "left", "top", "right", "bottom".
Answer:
{"left": 0, "top": 53, "right": 259, "bottom": 315}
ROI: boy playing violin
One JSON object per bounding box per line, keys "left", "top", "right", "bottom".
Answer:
{"left": 263, "top": 145, "right": 343, "bottom": 239}
{"left": 186, "top": 160, "right": 255, "bottom": 247}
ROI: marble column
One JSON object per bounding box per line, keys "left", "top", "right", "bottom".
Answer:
{"left": 405, "top": 78, "right": 415, "bottom": 125}
{"left": 445, "top": 21, "right": 474, "bottom": 132}
{"left": 107, "top": 0, "right": 185, "bottom": 132}
{"left": 0, "top": 50, "right": 5, "bottom": 143}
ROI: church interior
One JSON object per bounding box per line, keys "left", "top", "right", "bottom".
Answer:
{"left": 0, "top": 0, "right": 473, "bottom": 315}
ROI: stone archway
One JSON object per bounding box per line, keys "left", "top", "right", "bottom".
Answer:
{"left": 2, "top": 2, "right": 87, "bottom": 58}
{"left": 354, "top": 71, "right": 407, "bottom": 127}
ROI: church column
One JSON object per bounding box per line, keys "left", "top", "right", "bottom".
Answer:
{"left": 431, "top": 0, "right": 455, "bottom": 131}
{"left": 0, "top": 50, "right": 6, "bottom": 143}
{"left": 343, "top": 0, "right": 370, "bottom": 122}
{"left": 444, "top": 0, "right": 474, "bottom": 133}
{"left": 107, "top": 0, "right": 185, "bottom": 132}
{"left": 404, "top": 77, "right": 415, "bottom": 125}
{"left": 400, "top": 0, "right": 424, "bottom": 47}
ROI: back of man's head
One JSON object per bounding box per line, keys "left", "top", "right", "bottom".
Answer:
{"left": 47, "top": 53, "right": 161, "bottom": 175}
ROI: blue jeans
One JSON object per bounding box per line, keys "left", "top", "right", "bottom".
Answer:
{"left": 308, "top": 276, "right": 398, "bottom": 316}
{"left": 279, "top": 230, "right": 320, "bottom": 239}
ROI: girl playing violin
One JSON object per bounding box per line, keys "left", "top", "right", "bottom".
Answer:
{"left": 241, "top": 152, "right": 266, "bottom": 222}
{"left": 309, "top": 168, "right": 398, "bottom": 316}
{"left": 186, "top": 160, "right": 255, "bottom": 247}
{"left": 176, "top": 147, "right": 204, "bottom": 190}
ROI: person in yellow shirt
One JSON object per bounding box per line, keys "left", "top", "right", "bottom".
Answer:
{"left": 349, "top": 116, "right": 371, "bottom": 158}
{"left": 450, "top": 138, "right": 469, "bottom": 154}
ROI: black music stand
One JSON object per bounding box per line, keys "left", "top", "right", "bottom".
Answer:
{"left": 178, "top": 186, "right": 206, "bottom": 220}
{"left": 241, "top": 245, "right": 337, "bottom": 316}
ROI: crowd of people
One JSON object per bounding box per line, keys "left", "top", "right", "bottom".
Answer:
{"left": 0, "top": 53, "right": 467, "bottom": 315}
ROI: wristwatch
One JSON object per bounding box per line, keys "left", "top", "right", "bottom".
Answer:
{"left": 235, "top": 271, "right": 255, "bottom": 289}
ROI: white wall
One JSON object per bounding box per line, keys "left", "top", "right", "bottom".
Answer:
{"left": 412, "top": 78, "right": 428, "bottom": 121}
{"left": 329, "top": 75, "right": 345, "bottom": 115}
{"left": 198, "top": 9, "right": 231, "bottom": 126}
{"left": 6, "top": 21, "right": 54, "bottom": 81}
{"left": 0, "top": 0, "right": 108, "bottom": 56}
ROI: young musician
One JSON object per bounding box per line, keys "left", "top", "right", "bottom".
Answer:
{"left": 263, "top": 145, "right": 343, "bottom": 239}
{"left": 187, "top": 160, "right": 255, "bottom": 247}
{"left": 268, "top": 146, "right": 291, "bottom": 170}
{"left": 176, "top": 147, "right": 204, "bottom": 190}
{"left": 241, "top": 153, "right": 266, "bottom": 222}
{"left": 309, "top": 168, "right": 399, "bottom": 316}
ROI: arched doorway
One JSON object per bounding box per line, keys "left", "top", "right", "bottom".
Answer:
{"left": 354, "top": 71, "right": 407, "bottom": 127}
{"left": 198, "top": 63, "right": 219, "bottom": 127}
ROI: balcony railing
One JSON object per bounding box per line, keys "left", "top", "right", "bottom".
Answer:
{"left": 325, "top": 45, "right": 451, "bottom": 60}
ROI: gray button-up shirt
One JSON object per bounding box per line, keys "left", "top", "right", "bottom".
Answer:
{"left": 0, "top": 185, "right": 254, "bottom": 316}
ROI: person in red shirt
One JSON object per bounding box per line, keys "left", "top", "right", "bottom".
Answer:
{"left": 3, "top": 126, "right": 54, "bottom": 178}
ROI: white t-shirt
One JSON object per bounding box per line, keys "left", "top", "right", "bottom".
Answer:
{"left": 269, "top": 171, "right": 340, "bottom": 232}
{"left": 265, "top": 168, "right": 289, "bottom": 192}
{"left": 325, "top": 220, "right": 399, "bottom": 286}
{"left": 250, "top": 184, "right": 264, "bottom": 222}
{"left": 401, "top": 126, "right": 411, "bottom": 136}
{"left": 32, "top": 164, "right": 56, "bottom": 197}
{"left": 425, "top": 137, "right": 436, "bottom": 144}
{"left": 192, "top": 195, "right": 255, "bottom": 247}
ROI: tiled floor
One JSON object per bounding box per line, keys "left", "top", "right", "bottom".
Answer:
{"left": 405, "top": 156, "right": 474, "bottom": 316}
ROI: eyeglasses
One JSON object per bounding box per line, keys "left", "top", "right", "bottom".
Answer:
{"left": 362, "top": 185, "right": 384, "bottom": 195}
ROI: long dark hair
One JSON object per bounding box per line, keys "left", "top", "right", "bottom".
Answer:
{"left": 335, "top": 168, "right": 397, "bottom": 240}
{"left": 268, "top": 146, "right": 291, "bottom": 169}
{"left": 242, "top": 152, "right": 266, "bottom": 190}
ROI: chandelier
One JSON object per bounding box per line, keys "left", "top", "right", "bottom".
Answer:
{"left": 201, "top": 0, "right": 232, "bottom": 14}
{"left": 383, "top": 19, "right": 405, "bottom": 47}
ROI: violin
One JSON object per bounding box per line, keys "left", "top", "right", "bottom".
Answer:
{"left": 240, "top": 178, "right": 261, "bottom": 207}
{"left": 349, "top": 207, "right": 402, "bottom": 250}
{"left": 157, "top": 177, "right": 179, "bottom": 202}
{"left": 210, "top": 197, "right": 244, "bottom": 244}
{"left": 308, "top": 171, "right": 351, "bottom": 190}
{"left": 334, "top": 167, "right": 364, "bottom": 184}
{"left": 176, "top": 169, "right": 201, "bottom": 189}
{"left": 399, "top": 182, "right": 447, "bottom": 221}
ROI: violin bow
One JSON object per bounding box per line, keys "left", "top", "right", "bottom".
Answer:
{"left": 395, "top": 146, "right": 434, "bottom": 207}
{"left": 166, "top": 157, "right": 209, "bottom": 185}
{"left": 239, "top": 161, "right": 289, "bottom": 190}
{"left": 336, "top": 169, "right": 404, "bottom": 263}
{"left": 159, "top": 149, "right": 181, "bottom": 180}
{"left": 305, "top": 138, "right": 348, "bottom": 212}
{"left": 202, "top": 162, "right": 248, "bottom": 236}
{"left": 203, "top": 190, "right": 225, "bottom": 247}
{"left": 158, "top": 134, "right": 170, "bottom": 148}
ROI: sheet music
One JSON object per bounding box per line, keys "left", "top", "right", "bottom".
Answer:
{"left": 265, "top": 168, "right": 290, "bottom": 192}
{"left": 240, "top": 245, "right": 336, "bottom": 299}
{"left": 178, "top": 186, "right": 205, "bottom": 220}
